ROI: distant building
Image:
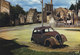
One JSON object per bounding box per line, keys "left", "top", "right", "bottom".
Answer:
{"left": 27, "top": 8, "right": 37, "bottom": 23}
{"left": 55, "top": 7, "right": 68, "bottom": 20}
{"left": 0, "top": 0, "right": 10, "bottom": 14}
{"left": 43, "top": 0, "right": 53, "bottom": 22}
{"left": 19, "top": 14, "right": 27, "bottom": 24}
{"left": 78, "top": 10, "right": 80, "bottom": 17}
{"left": 55, "top": 8, "right": 78, "bottom": 26}
{"left": 37, "top": 12, "right": 42, "bottom": 22}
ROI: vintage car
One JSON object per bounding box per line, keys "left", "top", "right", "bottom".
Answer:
{"left": 31, "top": 26, "right": 67, "bottom": 47}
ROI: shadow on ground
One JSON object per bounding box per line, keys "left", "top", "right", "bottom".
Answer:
{"left": 33, "top": 42, "right": 69, "bottom": 49}
{"left": 52, "top": 45, "right": 69, "bottom": 49}
{"left": 65, "top": 29, "right": 80, "bottom": 32}
{"left": 0, "top": 38, "right": 29, "bottom": 55}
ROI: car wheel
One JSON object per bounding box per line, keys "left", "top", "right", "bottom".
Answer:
{"left": 55, "top": 34, "right": 63, "bottom": 46}
{"left": 45, "top": 40, "right": 51, "bottom": 47}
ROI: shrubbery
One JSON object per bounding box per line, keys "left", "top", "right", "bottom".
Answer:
{"left": 0, "top": 13, "right": 10, "bottom": 27}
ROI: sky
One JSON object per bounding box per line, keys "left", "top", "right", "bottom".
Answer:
{"left": 6, "top": 0, "right": 76, "bottom": 12}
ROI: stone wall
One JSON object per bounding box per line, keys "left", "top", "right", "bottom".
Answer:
{"left": 0, "top": 0, "right": 10, "bottom": 14}
{"left": 27, "top": 8, "right": 37, "bottom": 23}
{"left": 37, "top": 12, "right": 42, "bottom": 22}
{"left": 43, "top": 3, "right": 53, "bottom": 22}
{"left": 19, "top": 14, "right": 27, "bottom": 24}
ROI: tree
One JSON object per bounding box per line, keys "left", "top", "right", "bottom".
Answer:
{"left": 10, "top": 4, "right": 26, "bottom": 25}
{"left": 16, "top": 5, "right": 25, "bottom": 14}
{"left": 69, "top": 1, "right": 80, "bottom": 11}
{"left": 69, "top": 4, "right": 75, "bottom": 10}
{"left": 77, "top": 1, "right": 80, "bottom": 9}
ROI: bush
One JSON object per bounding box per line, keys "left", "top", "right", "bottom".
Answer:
{"left": 0, "top": 13, "right": 10, "bottom": 27}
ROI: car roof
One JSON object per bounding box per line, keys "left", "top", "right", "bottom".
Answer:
{"left": 34, "top": 26, "right": 52, "bottom": 30}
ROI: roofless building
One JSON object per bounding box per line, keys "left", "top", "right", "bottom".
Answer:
{"left": 43, "top": 0, "right": 53, "bottom": 22}
{"left": 0, "top": 0, "right": 10, "bottom": 14}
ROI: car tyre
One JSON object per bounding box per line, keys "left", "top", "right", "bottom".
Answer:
{"left": 45, "top": 40, "right": 52, "bottom": 47}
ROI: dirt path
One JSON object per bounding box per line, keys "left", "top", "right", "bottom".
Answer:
{"left": 0, "top": 32, "right": 15, "bottom": 40}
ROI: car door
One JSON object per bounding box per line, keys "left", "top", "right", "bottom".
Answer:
{"left": 33, "top": 30, "right": 42, "bottom": 43}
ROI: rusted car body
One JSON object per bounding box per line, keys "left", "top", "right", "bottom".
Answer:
{"left": 31, "top": 26, "right": 67, "bottom": 47}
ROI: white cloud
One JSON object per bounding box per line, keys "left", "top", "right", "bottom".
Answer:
{"left": 23, "top": 0, "right": 40, "bottom": 4}
{"left": 67, "top": 0, "right": 76, "bottom": 5}
{"left": 6, "top": 0, "right": 77, "bottom": 11}
{"left": 32, "top": 0, "right": 40, "bottom": 3}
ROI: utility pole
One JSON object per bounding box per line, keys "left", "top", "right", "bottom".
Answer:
{"left": 41, "top": 0, "right": 44, "bottom": 27}
{"left": 73, "top": 11, "right": 74, "bottom": 25}
{"left": 76, "top": 0, "right": 78, "bottom": 15}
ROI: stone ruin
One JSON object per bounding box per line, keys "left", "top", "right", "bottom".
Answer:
{"left": 0, "top": 0, "right": 10, "bottom": 14}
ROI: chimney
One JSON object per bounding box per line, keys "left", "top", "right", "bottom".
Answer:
{"left": 51, "top": 0, "right": 52, "bottom": 4}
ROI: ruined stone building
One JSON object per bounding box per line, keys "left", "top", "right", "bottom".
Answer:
{"left": 55, "top": 8, "right": 78, "bottom": 26}
{"left": 19, "top": 14, "right": 27, "bottom": 24}
{"left": 37, "top": 12, "right": 42, "bottom": 23}
{"left": 43, "top": 0, "right": 53, "bottom": 22}
{"left": 37, "top": 0, "right": 54, "bottom": 23}
{"left": 0, "top": 0, "right": 10, "bottom": 14}
{"left": 27, "top": 8, "right": 37, "bottom": 23}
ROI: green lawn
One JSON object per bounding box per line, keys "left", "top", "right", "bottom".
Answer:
{"left": 12, "top": 47, "right": 79, "bottom": 55}
{"left": 0, "top": 26, "right": 80, "bottom": 55}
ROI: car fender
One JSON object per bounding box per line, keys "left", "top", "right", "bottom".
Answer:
{"left": 61, "top": 34, "right": 67, "bottom": 43}
{"left": 44, "top": 37, "right": 60, "bottom": 47}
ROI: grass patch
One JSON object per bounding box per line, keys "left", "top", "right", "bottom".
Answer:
{"left": 4, "top": 28, "right": 80, "bottom": 52}
{"left": 6, "top": 29, "right": 32, "bottom": 42}
{"left": 0, "top": 25, "right": 80, "bottom": 55}
{"left": 12, "top": 47, "right": 79, "bottom": 55}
